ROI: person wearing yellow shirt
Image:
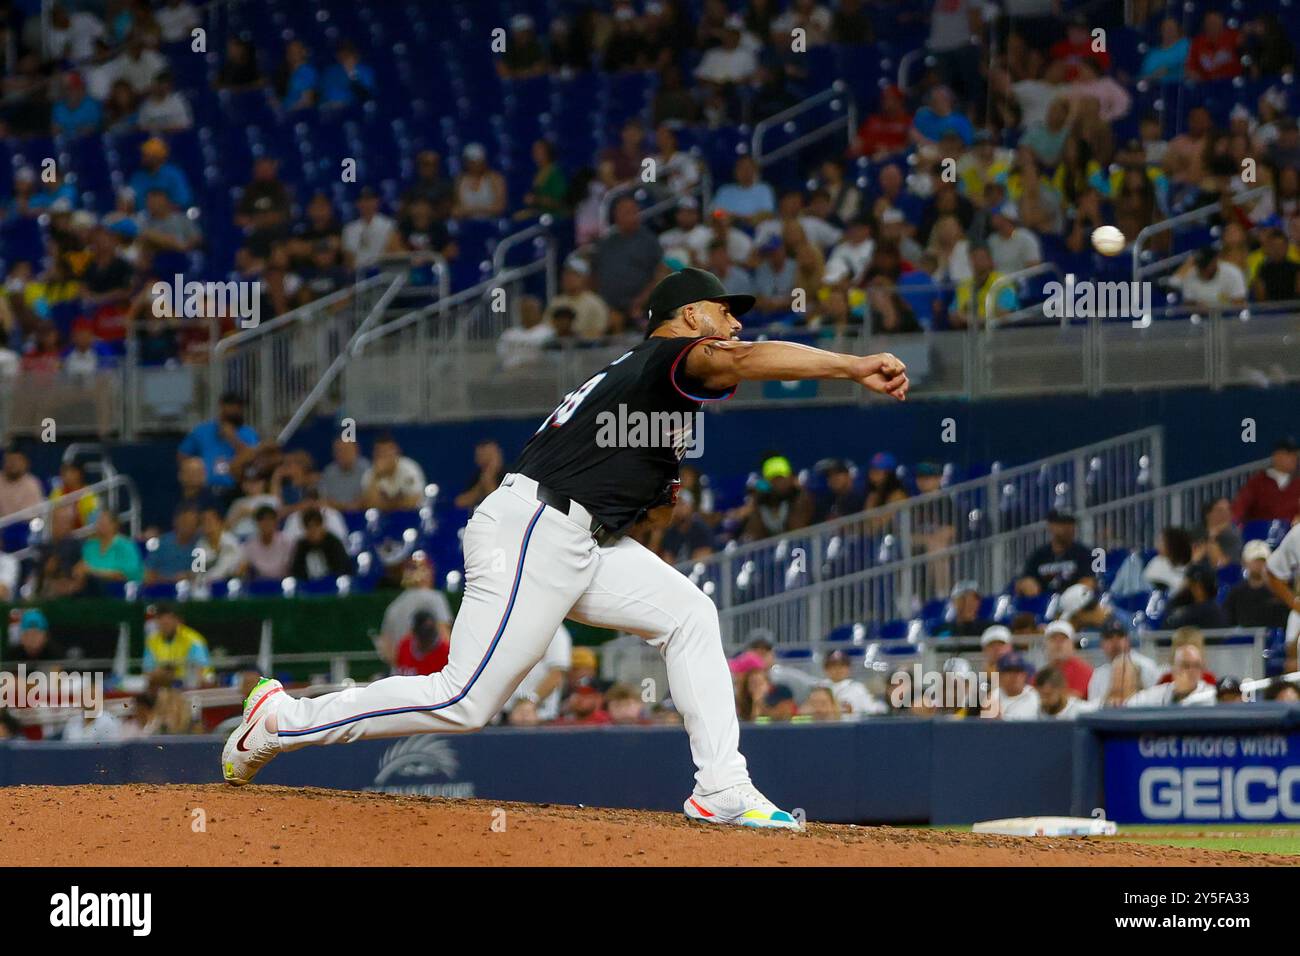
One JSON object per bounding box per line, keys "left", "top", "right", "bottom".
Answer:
{"left": 144, "top": 605, "right": 215, "bottom": 686}
{"left": 952, "top": 246, "right": 1018, "bottom": 326}
{"left": 48, "top": 460, "right": 100, "bottom": 529}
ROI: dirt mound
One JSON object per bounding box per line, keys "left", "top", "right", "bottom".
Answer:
{"left": 0, "top": 785, "right": 1276, "bottom": 867}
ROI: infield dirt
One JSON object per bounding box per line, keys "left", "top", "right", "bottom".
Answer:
{"left": 0, "top": 784, "right": 1280, "bottom": 866}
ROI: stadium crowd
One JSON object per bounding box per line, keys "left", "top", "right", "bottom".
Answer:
{"left": 0, "top": 1, "right": 1296, "bottom": 383}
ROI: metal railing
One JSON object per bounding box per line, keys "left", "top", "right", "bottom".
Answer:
{"left": 684, "top": 427, "right": 1162, "bottom": 614}
{"left": 0, "top": 473, "right": 142, "bottom": 564}
{"left": 596, "top": 158, "right": 714, "bottom": 240}
{"left": 1132, "top": 186, "right": 1269, "bottom": 284}
{"left": 209, "top": 273, "right": 394, "bottom": 437}
{"left": 710, "top": 453, "right": 1266, "bottom": 648}
{"left": 751, "top": 82, "right": 857, "bottom": 167}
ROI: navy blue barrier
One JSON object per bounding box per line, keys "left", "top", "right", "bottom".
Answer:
{"left": 0, "top": 719, "right": 1081, "bottom": 825}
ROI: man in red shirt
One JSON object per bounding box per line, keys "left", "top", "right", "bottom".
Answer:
{"left": 1232, "top": 437, "right": 1300, "bottom": 524}
{"left": 1049, "top": 17, "right": 1112, "bottom": 81}
{"left": 852, "top": 85, "right": 912, "bottom": 159}
{"left": 558, "top": 678, "right": 611, "bottom": 725}
{"left": 1187, "top": 11, "right": 1241, "bottom": 81}
{"left": 1038, "top": 620, "right": 1093, "bottom": 699}
{"left": 392, "top": 610, "right": 450, "bottom": 676}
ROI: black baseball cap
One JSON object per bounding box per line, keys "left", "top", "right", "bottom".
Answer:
{"left": 1274, "top": 436, "right": 1298, "bottom": 452}
{"left": 644, "top": 267, "right": 755, "bottom": 337}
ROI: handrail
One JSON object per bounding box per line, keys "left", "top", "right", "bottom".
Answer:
{"left": 1132, "top": 186, "right": 1268, "bottom": 284}
{"left": 276, "top": 272, "right": 408, "bottom": 444}
{"left": 597, "top": 161, "right": 713, "bottom": 239}
{"left": 751, "top": 82, "right": 853, "bottom": 166}
{"left": 897, "top": 49, "right": 924, "bottom": 92}
{"left": 491, "top": 214, "right": 554, "bottom": 274}
{"left": 0, "top": 474, "right": 142, "bottom": 561}
{"left": 356, "top": 253, "right": 450, "bottom": 303}
{"left": 984, "top": 262, "right": 1062, "bottom": 327}
{"left": 350, "top": 261, "right": 544, "bottom": 354}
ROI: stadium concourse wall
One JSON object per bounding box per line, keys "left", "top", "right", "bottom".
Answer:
{"left": 22, "top": 384, "right": 1300, "bottom": 528}
{"left": 4, "top": 705, "right": 1299, "bottom": 825}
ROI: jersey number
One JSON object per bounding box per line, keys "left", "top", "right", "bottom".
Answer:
{"left": 538, "top": 372, "right": 608, "bottom": 431}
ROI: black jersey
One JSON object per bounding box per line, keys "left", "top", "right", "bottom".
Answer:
{"left": 513, "top": 336, "right": 732, "bottom": 532}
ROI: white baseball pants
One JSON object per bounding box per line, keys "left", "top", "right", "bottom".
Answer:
{"left": 275, "top": 473, "right": 750, "bottom": 795}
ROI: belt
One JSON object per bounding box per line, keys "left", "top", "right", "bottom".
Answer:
{"left": 505, "top": 473, "right": 620, "bottom": 545}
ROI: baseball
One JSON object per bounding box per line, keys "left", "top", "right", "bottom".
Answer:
{"left": 1091, "top": 225, "right": 1126, "bottom": 256}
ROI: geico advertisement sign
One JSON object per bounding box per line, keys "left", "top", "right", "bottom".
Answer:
{"left": 1139, "top": 765, "right": 1300, "bottom": 820}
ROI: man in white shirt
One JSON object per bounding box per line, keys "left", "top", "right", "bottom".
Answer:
{"left": 361, "top": 435, "right": 426, "bottom": 511}
{"left": 823, "top": 649, "right": 886, "bottom": 717}
{"left": 1265, "top": 521, "right": 1300, "bottom": 644}
{"left": 1126, "top": 644, "right": 1216, "bottom": 707}
{"left": 824, "top": 216, "right": 874, "bottom": 284}
{"left": 498, "top": 299, "right": 556, "bottom": 370}
{"left": 658, "top": 198, "right": 713, "bottom": 266}
{"left": 990, "top": 652, "right": 1040, "bottom": 719}
{"left": 1087, "top": 616, "right": 1162, "bottom": 702}
{"left": 1171, "top": 248, "right": 1248, "bottom": 309}
{"left": 507, "top": 625, "right": 572, "bottom": 721}
{"left": 695, "top": 16, "right": 758, "bottom": 85}
{"left": 987, "top": 204, "right": 1042, "bottom": 274}
{"left": 1035, "top": 665, "right": 1093, "bottom": 720}
{"left": 47, "top": 6, "right": 105, "bottom": 62}
{"left": 342, "top": 187, "right": 397, "bottom": 271}
{"left": 155, "top": 0, "right": 202, "bottom": 43}
{"left": 137, "top": 72, "right": 194, "bottom": 133}
{"left": 753, "top": 189, "right": 843, "bottom": 252}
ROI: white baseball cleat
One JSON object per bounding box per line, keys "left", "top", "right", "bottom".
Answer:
{"left": 684, "top": 782, "right": 802, "bottom": 830}
{"left": 222, "top": 677, "right": 285, "bottom": 786}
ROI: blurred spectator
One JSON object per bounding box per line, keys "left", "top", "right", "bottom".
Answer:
{"left": 226, "top": 467, "right": 279, "bottom": 539}
{"left": 137, "top": 70, "right": 191, "bottom": 132}
{"left": 979, "top": 624, "right": 1013, "bottom": 672}
{"left": 802, "top": 685, "right": 841, "bottom": 721}
{"left": 179, "top": 392, "right": 258, "bottom": 491}
{"left": 1200, "top": 497, "right": 1242, "bottom": 566}
{"left": 712, "top": 155, "right": 775, "bottom": 227}
{"left": 990, "top": 652, "right": 1039, "bottom": 719}
{"left": 288, "top": 507, "right": 351, "bottom": 580}
{"left": 215, "top": 35, "right": 264, "bottom": 90}
{"left": 341, "top": 186, "right": 396, "bottom": 271}
{"left": 600, "top": 117, "right": 649, "bottom": 182}
{"left": 863, "top": 452, "right": 908, "bottom": 511}
{"left": 0, "top": 448, "right": 44, "bottom": 517}
{"left": 1139, "top": 17, "right": 1189, "bottom": 84}
{"left": 361, "top": 435, "right": 425, "bottom": 511}
{"left": 1187, "top": 10, "right": 1241, "bottom": 81}
{"left": 695, "top": 14, "right": 758, "bottom": 86}
{"left": 808, "top": 458, "right": 863, "bottom": 523}
{"left": 913, "top": 86, "right": 974, "bottom": 147}
{"left": 498, "top": 296, "right": 555, "bottom": 369}
{"left": 1126, "top": 643, "right": 1214, "bottom": 706}
{"left": 176, "top": 455, "right": 221, "bottom": 514}
{"left": 392, "top": 609, "right": 451, "bottom": 676}
{"left": 129, "top": 137, "right": 193, "bottom": 209}
{"left": 592, "top": 196, "right": 661, "bottom": 325}
{"left": 1016, "top": 509, "right": 1094, "bottom": 596}
{"left": 1231, "top": 437, "right": 1300, "bottom": 523}
{"left": 398, "top": 151, "right": 452, "bottom": 222}
{"left": 506, "top": 626, "right": 572, "bottom": 721}
{"left": 822, "top": 648, "right": 884, "bottom": 716}
{"left": 319, "top": 438, "right": 370, "bottom": 511}
{"left": 46, "top": 3, "right": 105, "bottom": 62}
{"left": 452, "top": 143, "right": 507, "bottom": 220}
{"left": 1057, "top": 582, "right": 1108, "bottom": 632}
{"left": 1225, "top": 540, "right": 1291, "bottom": 628}
{"left": 986, "top": 204, "right": 1041, "bottom": 273}
{"left": 144, "top": 605, "right": 214, "bottom": 685}
{"left": 741, "top": 455, "right": 811, "bottom": 540}
{"left": 816, "top": 159, "right": 862, "bottom": 226}
{"left": 1215, "top": 675, "right": 1244, "bottom": 704}
{"left": 1262, "top": 678, "right": 1300, "bottom": 702}
{"left": 240, "top": 504, "right": 293, "bottom": 580}
{"left": 79, "top": 509, "right": 143, "bottom": 588}
{"left": 378, "top": 554, "right": 452, "bottom": 663}
{"left": 1143, "top": 526, "right": 1192, "bottom": 592}
{"left": 1086, "top": 617, "right": 1160, "bottom": 703}
{"left": 544, "top": 258, "right": 610, "bottom": 340}
{"left": 938, "top": 581, "right": 993, "bottom": 638}
{"left": 507, "top": 699, "right": 540, "bottom": 726}
{"left": 454, "top": 439, "right": 504, "bottom": 510}
{"left": 1251, "top": 227, "right": 1300, "bottom": 302}
{"left": 649, "top": 124, "right": 700, "bottom": 201}
{"left": 705, "top": 241, "right": 753, "bottom": 296}
{"left": 1164, "top": 563, "right": 1228, "bottom": 629}
{"left": 35, "top": 505, "right": 84, "bottom": 598}
{"left": 139, "top": 187, "right": 200, "bottom": 254}
{"left": 277, "top": 38, "right": 317, "bottom": 110}
{"left": 498, "top": 14, "right": 547, "bottom": 79}
{"left": 51, "top": 71, "right": 101, "bottom": 137}
{"left": 606, "top": 682, "right": 648, "bottom": 725}
{"left": 1039, "top": 620, "right": 1093, "bottom": 698}
{"left": 1035, "top": 665, "right": 1088, "bottom": 719}
{"left": 10, "top": 609, "right": 64, "bottom": 669}
{"left": 515, "top": 139, "right": 568, "bottom": 220}
{"left": 195, "top": 506, "right": 242, "bottom": 582}
{"left": 824, "top": 215, "right": 874, "bottom": 285}
{"left": 866, "top": 276, "right": 921, "bottom": 334}
{"left": 852, "top": 85, "right": 910, "bottom": 159}
{"left": 282, "top": 488, "right": 347, "bottom": 544}
{"left": 650, "top": 488, "right": 714, "bottom": 563}
{"left": 48, "top": 460, "right": 99, "bottom": 528}
{"left": 145, "top": 504, "right": 202, "bottom": 584}
{"left": 318, "top": 40, "right": 375, "bottom": 108}
{"left": 1171, "top": 248, "right": 1247, "bottom": 310}
{"left": 560, "top": 678, "right": 611, "bottom": 724}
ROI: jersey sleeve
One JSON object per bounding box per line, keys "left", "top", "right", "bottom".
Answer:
{"left": 1266, "top": 527, "right": 1300, "bottom": 581}
{"left": 651, "top": 336, "right": 737, "bottom": 403}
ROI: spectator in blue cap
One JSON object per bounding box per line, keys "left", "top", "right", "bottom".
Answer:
{"left": 865, "top": 452, "right": 908, "bottom": 510}
{"left": 991, "top": 651, "right": 1040, "bottom": 720}
{"left": 11, "top": 609, "right": 65, "bottom": 669}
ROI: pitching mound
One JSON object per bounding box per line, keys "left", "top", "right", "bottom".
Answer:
{"left": 0, "top": 785, "right": 1278, "bottom": 866}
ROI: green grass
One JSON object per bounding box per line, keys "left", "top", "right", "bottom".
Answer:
{"left": 1112, "top": 824, "right": 1300, "bottom": 856}
{"left": 927, "top": 823, "right": 1300, "bottom": 855}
